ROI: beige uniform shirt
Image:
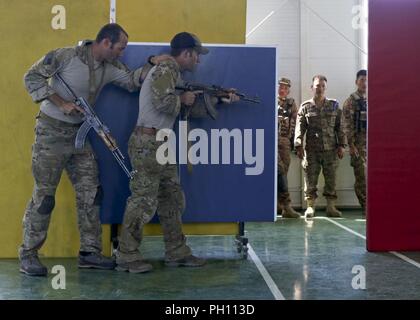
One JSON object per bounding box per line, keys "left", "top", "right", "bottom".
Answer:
{"left": 294, "top": 97, "right": 346, "bottom": 152}
{"left": 24, "top": 40, "right": 146, "bottom": 124}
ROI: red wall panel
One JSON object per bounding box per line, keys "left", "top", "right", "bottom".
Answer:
{"left": 368, "top": 0, "right": 420, "bottom": 250}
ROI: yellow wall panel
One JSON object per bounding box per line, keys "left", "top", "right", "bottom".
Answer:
{"left": 0, "top": 0, "right": 109, "bottom": 257}
{"left": 117, "top": 0, "right": 246, "bottom": 43}
{"left": 143, "top": 223, "right": 238, "bottom": 236}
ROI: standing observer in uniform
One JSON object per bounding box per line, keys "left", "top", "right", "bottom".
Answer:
{"left": 20, "top": 23, "right": 163, "bottom": 276}
{"left": 277, "top": 77, "right": 300, "bottom": 218}
{"left": 342, "top": 70, "right": 367, "bottom": 215}
{"left": 294, "top": 75, "right": 346, "bottom": 218}
{"left": 115, "top": 32, "right": 239, "bottom": 273}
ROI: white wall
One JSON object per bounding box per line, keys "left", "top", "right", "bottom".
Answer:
{"left": 246, "top": 0, "right": 368, "bottom": 208}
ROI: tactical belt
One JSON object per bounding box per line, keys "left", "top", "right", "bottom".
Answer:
{"left": 37, "top": 111, "right": 81, "bottom": 127}
{"left": 135, "top": 126, "right": 157, "bottom": 136}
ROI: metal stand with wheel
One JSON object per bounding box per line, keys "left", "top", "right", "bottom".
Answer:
{"left": 111, "top": 222, "right": 250, "bottom": 260}
{"left": 235, "top": 222, "right": 249, "bottom": 259}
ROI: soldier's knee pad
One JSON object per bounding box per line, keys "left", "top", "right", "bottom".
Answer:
{"left": 37, "top": 195, "right": 55, "bottom": 215}
{"left": 93, "top": 186, "right": 103, "bottom": 206}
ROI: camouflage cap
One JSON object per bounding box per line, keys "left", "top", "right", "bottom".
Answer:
{"left": 278, "top": 77, "right": 291, "bottom": 87}
{"left": 170, "top": 32, "right": 209, "bottom": 55}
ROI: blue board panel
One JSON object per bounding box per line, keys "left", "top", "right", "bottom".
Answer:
{"left": 92, "top": 43, "right": 276, "bottom": 223}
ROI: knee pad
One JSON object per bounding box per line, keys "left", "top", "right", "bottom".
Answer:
{"left": 37, "top": 195, "right": 55, "bottom": 215}
{"left": 93, "top": 186, "right": 103, "bottom": 206}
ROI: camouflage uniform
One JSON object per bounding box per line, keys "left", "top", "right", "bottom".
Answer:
{"left": 342, "top": 91, "right": 367, "bottom": 209}
{"left": 116, "top": 59, "right": 214, "bottom": 264}
{"left": 117, "top": 132, "right": 191, "bottom": 263}
{"left": 294, "top": 98, "right": 346, "bottom": 201}
{"left": 277, "top": 97, "right": 298, "bottom": 206}
{"left": 21, "top": 40, "right": 148, "bottom": 259}
{"left": 22, "top": 115, "right": 102, "bottom": 255}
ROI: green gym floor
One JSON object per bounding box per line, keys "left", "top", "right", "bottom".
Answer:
{"left": 1, "top": 210, "right": 420, "bottom": 300}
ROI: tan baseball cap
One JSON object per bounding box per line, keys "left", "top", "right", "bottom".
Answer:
{"left": 278, "top": 77, "right": 291, "bottom": 87}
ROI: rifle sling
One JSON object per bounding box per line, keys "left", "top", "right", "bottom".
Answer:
{"left": 87, "top": 45, "right": 106, "bottom": 106}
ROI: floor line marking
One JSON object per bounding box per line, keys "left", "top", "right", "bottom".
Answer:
{"left": 319, "top": 217, "right": 420, "bottom": 270}
{"left": 248, "top": 244, "right": 286, "bottom": 300}
{"left": 319, "top": 217, "right": 366, "bottom": 239}
{"left": 389, "top": 251, "right": 420, "bottom": 269}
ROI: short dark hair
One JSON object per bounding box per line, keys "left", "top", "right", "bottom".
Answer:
{"left": 170, "top": 47, "right": 195, "bottom": 57}
{"left": 356, "top": 69, "right": 367, "bottom": 79}
{"left": 96, "top": 23, "right": 128, "bottom": 45}
{"left": 312, "top": 74, "right": 327, "bottom": 83}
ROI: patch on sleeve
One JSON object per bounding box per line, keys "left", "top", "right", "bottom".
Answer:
{"left": 42, "top": 51, "right": 55, "bottom": 65}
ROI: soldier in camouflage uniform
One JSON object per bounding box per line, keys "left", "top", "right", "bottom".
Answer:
{"left": 115, "top": 32, "right": 239, "bottom": 273}
{"left": 20, "top": 23, "right": 159, "bottom": 276}
{"left": 294, "top": 75, "right": 346, "bottom": 218}
{"left": 277, "top": 78, "right": 300, "bottom": 218}
{"left": 342, "top": 70, "right": 367, "bottom": 215}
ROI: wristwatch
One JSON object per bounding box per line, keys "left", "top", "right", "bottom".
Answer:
{"left": 147, "top": 55, "right": 156, "bottom": 66}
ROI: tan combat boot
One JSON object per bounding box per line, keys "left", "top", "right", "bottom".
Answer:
{"left": 326, "top": 199, "right": 342, "bottom": 217}
{"left": 282, "top": 204, "right": 301, "bottom": 218}
{"left": 305, "top": 199, "right": 316, "bottom": 218}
